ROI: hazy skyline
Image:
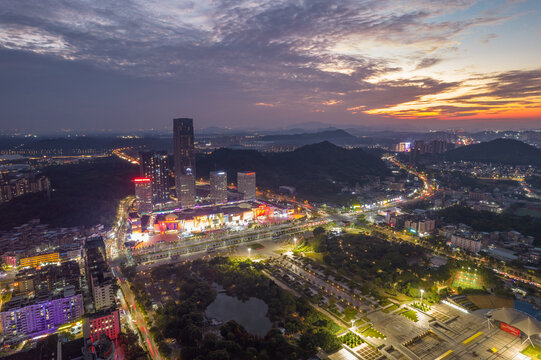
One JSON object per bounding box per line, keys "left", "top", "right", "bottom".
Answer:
{"left": 1, "top": 0, "right": 540, "bottom": 131}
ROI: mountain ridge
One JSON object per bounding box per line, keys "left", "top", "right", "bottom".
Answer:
{"left": 196, "top": 141, "right": 390, "bottom": 198}
{"left": 442, "top": 138, "right": 541, "bottom": 166}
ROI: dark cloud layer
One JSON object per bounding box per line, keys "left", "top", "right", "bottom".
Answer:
{"left": 0, "top": 0, "right": 538, "bottom": 130}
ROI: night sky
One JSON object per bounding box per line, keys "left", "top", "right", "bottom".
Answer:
{"left": 1, "top": 0, "right": 540, "bottom": 132}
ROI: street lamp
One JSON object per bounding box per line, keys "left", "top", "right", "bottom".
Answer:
{"left": 293, "top": 237, "right": 297, "bottom": 247}
{"left": 248, "top": 248, "right": 251, "bottom": 257}
{"left": 351, "top": 319, "right": 355, "bottom": 329}
{"left": 420, "top": 289, "right": 424, "bottom": 304}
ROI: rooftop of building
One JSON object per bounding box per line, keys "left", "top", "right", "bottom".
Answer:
{"left": 2, "top": 333, "right": 59, "bottom": 360}
{"left": 155, "top": 200, "right": 261, "bottom": 221}
{"left": 2, "top": 286, "right": 81, "bottom": 312}
{"left": 84, "top": 307, "right": 119, "bottom": 320}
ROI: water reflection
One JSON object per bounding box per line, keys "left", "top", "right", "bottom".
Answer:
{"left": 206, "top": 293, "right": 272, "bottom": 337}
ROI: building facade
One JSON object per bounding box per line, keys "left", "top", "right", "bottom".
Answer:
{"left": 450, "top": 234, "right": 482, "bottom": 253}
{"left": 84, "top": 237, "right": 115, "bottom": 312}
{"left": 83, "top": 309, "right": 121, "bottom": 341}
{"left": 139, "top": 151, "right": 169, "bottom": 205}
{"left": 237, "top": 172, "right": 256, "bottom": 200}
{"left": 90, "top": 275, "right": 115, "bottom": 311}
{"left": 173, "top": 118, "right": 196, "bottom": 208}
{"left": 0, "top": 173, "right": 50, "bottom": 204}
{"left": 394, "top": 142, "right": 411, "bottom": 152}
{"left": 0, "top": 293, "right": 84, "bottom": 342}
{"left": 178, "top": 174, "right": 196, "bottom": 208}
{"left": 210, "top": 171, "right": 228, "bottom": 204}
{"left": 19, "top": 252, "right": 60, "bottom": 268}
{"left": 134, "top": 177, "right": 153, "bottom": 214}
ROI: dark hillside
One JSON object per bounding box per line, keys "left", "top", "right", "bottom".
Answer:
{"left": 442, "top": 139, "right": 541, "bottom": 166}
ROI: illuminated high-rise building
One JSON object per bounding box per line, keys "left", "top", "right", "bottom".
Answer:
{"left": 140, "top": 151, "right": 169, "bottom": 204}
{"left": 134, "top": 177, "right": 152, "bottom": 214}
{"left": 237, "top": 172, "right": 256, "bottom": 200}
{"left": 210, "top": 171, "right": 228, "bottom": 204}
{"left": 173, "top": 118, "right": 196, "bottom": 208}
{"left": 177, "top": 174, "right": 195, "bottom": 207}
{"left": 394, "top": 142, "right": 411, "bottom": 152}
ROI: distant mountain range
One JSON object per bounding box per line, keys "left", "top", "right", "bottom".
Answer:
{"left": 196, "top": 141, "right": 390, "bottom": 198}
{"left": 0, "top": 129, "right": 370, "bottom": 153}
{"left": 261, "top": 129, "right": 360, "bottom": 146}
{"left": 443, "top": 139, "right": 541, "bottom": 166}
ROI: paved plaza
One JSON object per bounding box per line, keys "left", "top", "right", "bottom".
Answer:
{"left": 329, "top": 349, "right": 360, "bottom": 360}
{"left": 356, "top": 343, "right": 387, "bottom": 360}
{"left": 345, "top": 302, "right": 533, "bottom": 360}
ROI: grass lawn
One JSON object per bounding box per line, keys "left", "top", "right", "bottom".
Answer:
{"left": 400, "top": 310, "right": 419, "bottom": 322}
{"left": 522, "top": 345, "right": 541, "bottom": 359}
{"left": 375, "top": 288, "right": 411, "bottom": 303}
{"left": 334, "top": 326, "right": 349, "bottom": 335}
{"left": 293, "top": 240, "right": 312, "bottom": 253}
{"left": 361, "top": 327, "right": 386, "bottom": 339}
{"left": 250, "top": 243, "right": 265, "bottom": 250}
{"left": 382, "top": 304, "right": 399, "bottom": 313}
{"left": 304, "top": 252, "right": 325, "bottom": 262}
{"left": 357, "top": 323, "right": 372, "bottom": 332}
{"left": 354, "top": 317, "right": 372, "bottom": 327}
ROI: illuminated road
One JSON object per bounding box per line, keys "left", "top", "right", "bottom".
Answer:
{"left": 338, "top": 155, "right": 438, "bottom": 219}
{"left": 116, "top": 268, "right": 162, "bottom": 360}
{"left": 105, "top": 196, "right": 134, "bottom": 259}
{"left": 521, "top": 180, "right": 541, "bottom": 199}
{"left": 106, "top": 197, "right": 163, "bottom": 359}
{"left": 112, "top": 148, "right": 139, "bottom": 165}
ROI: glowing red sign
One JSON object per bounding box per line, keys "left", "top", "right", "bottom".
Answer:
{"left": 134, "top": 178, "right": 151, "bottom": 183}
{"left": 500, "top": 322, "right": 520, "bottom": 337}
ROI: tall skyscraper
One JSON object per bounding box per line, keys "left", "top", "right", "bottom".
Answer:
{"left": 173, "top": 118, "right": 196, "bottom": 208}
{"left": 237, "top": 172, "right": 256, "bottom": 200}
{"left": 210, "top": 171, "right": 228, "bottom": 204}
{"left": 134, "top": 177, "right": 153, "bottom": 214}
{"left": 140, "top": 151, "right": 169, "bottom": 204}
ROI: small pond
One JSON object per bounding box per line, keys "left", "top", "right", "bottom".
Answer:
{"left": 205, "top": 292, "right": 272, "bottom": 337}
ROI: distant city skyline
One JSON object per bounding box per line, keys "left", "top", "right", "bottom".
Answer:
{"left": 1, "top": 0, "right": 540, "bottom": 131}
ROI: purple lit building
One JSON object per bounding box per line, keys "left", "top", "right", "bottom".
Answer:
{"left": 0, "top": 290, "right": 84, "bottom": 343}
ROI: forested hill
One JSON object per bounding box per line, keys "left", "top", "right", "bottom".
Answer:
{"left": 442, "top": 139, "right": 541, "bottom": 166}
{"left": 196, "top": 141, "right": 390, "bottom": 197}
